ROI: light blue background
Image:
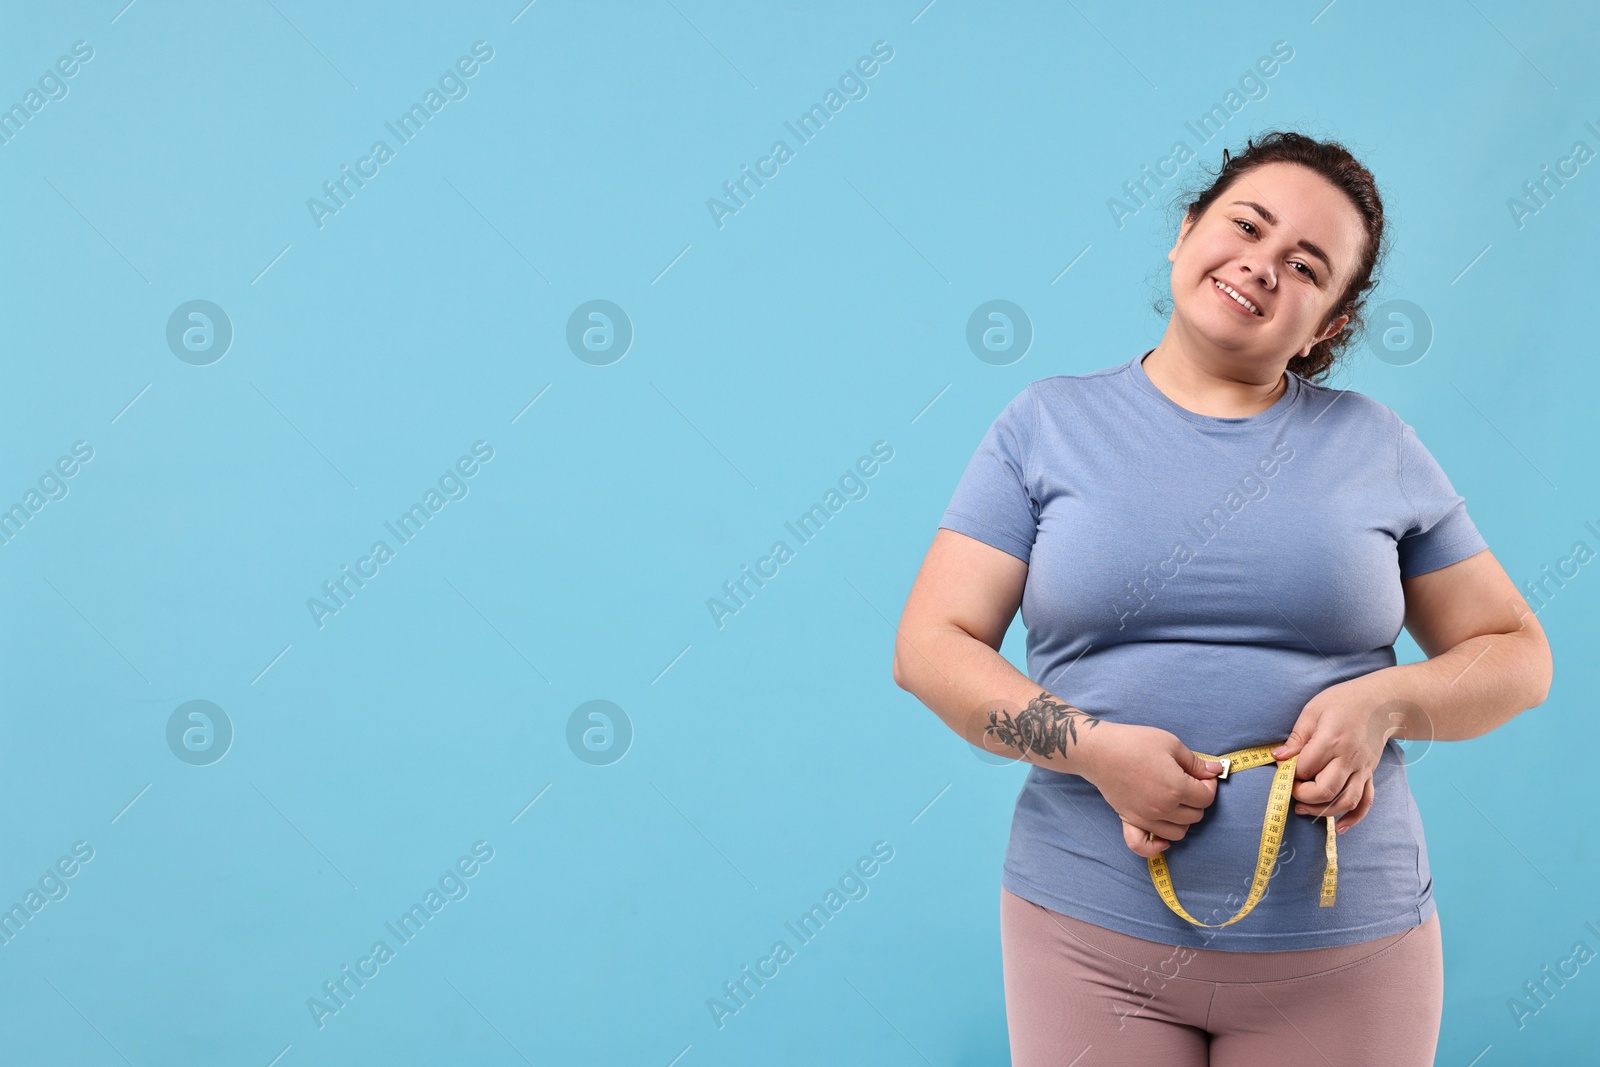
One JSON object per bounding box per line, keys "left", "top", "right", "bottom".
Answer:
{"left": 1, "top": 1, "right": 1593, "bottom": 1063}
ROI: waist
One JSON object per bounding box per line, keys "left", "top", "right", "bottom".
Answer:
{"left": 1002, "top": 884, "right": 1435, "bottom": 973}
{"left": 1002, "top": 751, "right": 1430, "bottom": 949}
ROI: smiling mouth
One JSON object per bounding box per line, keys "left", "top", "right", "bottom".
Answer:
{"left": 1212, "top": 277, "right": 1262, "bottom": 317}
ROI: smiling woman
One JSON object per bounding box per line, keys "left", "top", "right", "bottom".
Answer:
{"left": 1145, "top": 131, "right": 1390, "bottom": 408}
{"left": 895, "top": 130, "right": 1552, "bottom": 1066}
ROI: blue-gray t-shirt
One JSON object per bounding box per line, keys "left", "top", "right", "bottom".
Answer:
{"left": 939, "top": 350, "right": 1488, "bottom": 951}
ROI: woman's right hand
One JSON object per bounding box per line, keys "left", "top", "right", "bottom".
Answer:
{"left": 1080, "top": 722, "right": 1228, "bottom": 859}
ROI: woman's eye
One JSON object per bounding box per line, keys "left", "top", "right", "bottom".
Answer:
{"left": 1236, "top": 219, "right": 1317, "bottom": 281}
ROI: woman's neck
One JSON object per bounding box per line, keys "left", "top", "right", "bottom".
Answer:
{"left": 1141, "top": 344, "right": 1288, "bottom": 418}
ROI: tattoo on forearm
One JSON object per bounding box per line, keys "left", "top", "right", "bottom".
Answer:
{"left": 985, "top": 692, "right": 1102, "bottom": 760}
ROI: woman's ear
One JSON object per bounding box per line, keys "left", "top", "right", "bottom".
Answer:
{"left": 1168, "top": 210, "right": 1198, "bottom": 265}
{"left": 1315, "top": 312, "right": 1350, "bottom": 346}
{"left": 1296, "top": 312, "right": 1351, "bottom": 359}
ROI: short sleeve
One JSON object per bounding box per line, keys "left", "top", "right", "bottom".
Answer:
{"left": 938, "top": 385, "right": 1041, "bottom": 564}
{"left": 1396, "top": 418, "right": 1488, "bottom": 579}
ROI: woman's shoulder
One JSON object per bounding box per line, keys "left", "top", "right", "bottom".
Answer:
{"left": 1290, "top": 374, "right": 1404, "bottom": 433}
{"left": 1018, "top": 360, "right": 1132, "bottom": 401}
{"left": 1029, "top": 359, "right": 1131, "bottom": 388}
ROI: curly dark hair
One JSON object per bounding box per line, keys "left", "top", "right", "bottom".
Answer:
{"left": 1151, "top": 130, "right": 1391, "bottom": 384}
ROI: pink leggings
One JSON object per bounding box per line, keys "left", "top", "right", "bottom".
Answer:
{"left": 1000, "top": 886, "right": 1443, "bottom": 1066}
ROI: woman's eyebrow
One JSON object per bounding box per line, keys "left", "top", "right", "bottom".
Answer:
{"left": 1229, "top": 200, "right": 1335, "bottom": 279}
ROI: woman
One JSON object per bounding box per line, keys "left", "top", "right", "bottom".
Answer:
{"left": 892, "top": 130, "right": 1553, "bottom": 1066}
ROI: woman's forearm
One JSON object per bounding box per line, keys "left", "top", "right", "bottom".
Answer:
{"left": 892, "top": 624, "right": 1109, "bottom": 778}
{"left": 1378, "top": 628, "right": 1553, "bottom": 744}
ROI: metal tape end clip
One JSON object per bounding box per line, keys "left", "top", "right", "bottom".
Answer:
{"left": 1216, "top": 757, "right": 1231, "bottom": 780}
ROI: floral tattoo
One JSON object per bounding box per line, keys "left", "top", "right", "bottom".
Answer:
{"left": 985, "top": 692, "right": 1102, "bottom": 760}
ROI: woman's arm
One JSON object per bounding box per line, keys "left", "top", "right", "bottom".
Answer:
{"left": 892, "top": 528, "right": 1108, "bottom": 777}
{"left": 1383, "top": 548, "right": 1553, "bottom": 743}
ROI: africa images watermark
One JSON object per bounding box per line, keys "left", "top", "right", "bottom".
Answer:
{"left": 706, "top": 441, "right": 894, "bottom": 631}
{"left": 1107, "top": 438, "right": 1294, "bottom": 630}
{"left": 0, "top": 440, "right": 94, "bottom": 549}
{"left": 1513, "top": 517, "right": 1600, "bottom": 623}
{"left": 1106, "top": 39, "right": 1295, "bottom": 231}
{"left": 0, "top": 841, "right": 96, "bottom": 949}
{"left": 0, "top": 39, "right": 94, "bottom": 148}
{"left": 1505, "top": 119, "right": 1600, "bottom": 230}
{"left": 307, "top": 441, "right": 495, "bottom": 629}
{"left": 306, "top": 41, "right": 495, "bottom": 230}
{"left": 1507, "top": 918, "right": 1600, "bottom": 1030}
{"left": 1115, "top": 843, "right": 1299, "bottom": 1029}
{"left": 706, "top": 840, "right": 894, "bottom": 1030}
{"left": 706, "top": 40, "right": 895, "bottom": 230}
{"left": 306, "top": 840, "right": 495, "bottom": 1030}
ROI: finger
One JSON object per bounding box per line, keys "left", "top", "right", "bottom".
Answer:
{"left": 1288, "top": 746, "right": 1334, "bottom": 786}
{"left": 1287, "top": 733, "right": 1356, "bottom": 783}
{"left": 1182, "top": 751, "right": 1227, "bottom": 780}
{"left": 1298, "top": 776, "right": 1364, "bottom": 820}
{"left": 1330, "top": 776, "right": 1369, "bottom": 820}
{"left": 1124, "top": 821, "right": 1169, "bottom": 858}
{"left": 1291, "top": 758, "right": 1352, "bottom": 805}
{"left": 1136, "top": 811, "right": 1206, "bottom": 844}
{"left": 1339, "top": 778, "right": 1376, "bottom": 833}
{"left": 1176, "top": 769, "right": 1225, "bottom": 808}
{"left": 1296, "top": 778, "right": 1354, "bottom": 817}
{"left": 1126, "top": 816, "right": 1193, "bottom": 848}
{"left": 1145, "top": 817, "right": 1197, "bottom": 841}
{"left": 1271, "top": 726, "right": 1310, "bottom": 760}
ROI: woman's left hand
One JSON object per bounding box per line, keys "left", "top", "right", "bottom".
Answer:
{"left": 1270, "top": 674, "right": 1403, "bottom": 835}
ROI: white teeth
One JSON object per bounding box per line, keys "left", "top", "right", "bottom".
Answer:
{"left": 1215, "top": 279, "right": 1259, "bottom": 315}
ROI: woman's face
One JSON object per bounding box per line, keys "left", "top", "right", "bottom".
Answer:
{"left": 1167, "top": 161, "right": 1367, "bottom": 364}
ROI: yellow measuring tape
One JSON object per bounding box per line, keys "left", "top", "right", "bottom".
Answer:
{"left": 1145, "top": 744, "right": 1338, "bottom": 927}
